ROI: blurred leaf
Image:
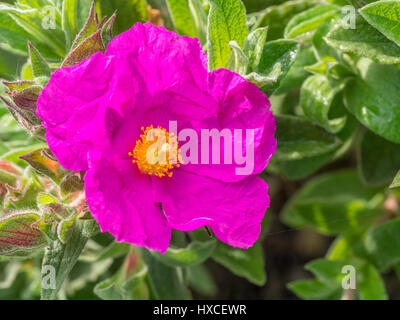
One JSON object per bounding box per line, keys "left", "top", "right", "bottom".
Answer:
{"left": 364, "top": 218, "right": 400, "bottom": 272}
{"left": 358, "top": 263, "right": 388, "bottom": 300}
{"left": 187, "top": 264, "right": 217, "bottom": 297}
{"left": 167, "top": 0, "right": 197, "bottom": 37}
{"left": 282, "top": 170, "right": 385, "bottom": 234}
{"left": 212, "top": 242, "right": 266, "bottom": 286}
{"left": 288, "top": 279, "right": 341, "bottom": 300}
{"left": 255, "top": 0, "right": 319, "bottom": 40}
{"left": 358, "top": 130, "right": 400, "bottom": 186}
{"left": 344, "top": 59, "right": 400, "bottom": 143}
{"left": 152, "top": 240, "right": 216, "bottom": 267}
{"left": 390, "top": 170, "right": 400, "bottom": 189}
{"left": 284, "top": 4, "right": 339, "bottom": 40}
{"left": 96, "top": 0, "right": 148, "bottom": 35}
{"left": 360, "top": 0, "right": 400, "bottom": 47}
{"left": 0, "top": 3, "right": 66, "bottom": 59}
{"left": 275, "top": 115, "right": 341, "bottom": 161}
{"left": 270, "top": 149, "right": 337, "bottom": 180}
{"left": 188, "top": 0, "right": 208, "bottom": 44}
{"left": 141, "top": 248, "right": 191, "bottom": 299}
{"left": 94, "top": 266, "right": 149, "bottom": 300}
{"left": 207, "top": 0, "right": 248, "bottom": 70}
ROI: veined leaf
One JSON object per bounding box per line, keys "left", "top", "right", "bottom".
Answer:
{"left": 207, "top": 0, "right": 248, "bottom": 70}
{"left": 360, "top": 0, "right": 400, "bottom": 47}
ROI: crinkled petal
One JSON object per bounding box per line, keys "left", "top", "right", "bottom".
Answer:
{"left": 37, "top": 52, "right": 120, "bottom": 171}
{"left": 181, "top": 68, "right": 277, "bottom": 182}
{"left": 152, "top": 170, "right": 269, "bottom": 249}
{"left": 85, "top": 151, "right": 171, "bottom": 253}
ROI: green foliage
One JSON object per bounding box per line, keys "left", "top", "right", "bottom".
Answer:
{"left": 207, "top": 0, "right": 248, "bottom": 70}
{"left": 1, "top": 0, "right": 400, "bottom": 301}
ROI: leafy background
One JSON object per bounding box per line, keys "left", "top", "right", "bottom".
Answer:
{"left": 1, "top": 0, "right": 400, "bottom": 300}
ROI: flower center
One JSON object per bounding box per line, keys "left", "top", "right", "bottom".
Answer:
{"left": 129, "top": 125, "right": 182, "bottom": 178}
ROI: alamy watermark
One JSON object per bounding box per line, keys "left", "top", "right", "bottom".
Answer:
{"left": 142, "top": 121, "right": 256, "bottom": 176}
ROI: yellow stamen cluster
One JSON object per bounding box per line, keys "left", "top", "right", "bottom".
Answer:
{"left": 129, "top": 125, "right": 182, "bottom": 178}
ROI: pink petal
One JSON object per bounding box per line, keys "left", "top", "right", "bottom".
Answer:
{"left": 152, "top": 170, "right": 269, "bottom": 249}
{"left": 37, "top": 52, "right": 121, "bottom": 171}
{"left": 181, "top": 68, "right": 277, "bottom": 182}
{"left": 85, "top": 151, "right": 171, "bottom": 253}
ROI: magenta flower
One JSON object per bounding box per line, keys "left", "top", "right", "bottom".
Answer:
{"left": 37, "top": 23, "right": 276, "bottom": 253}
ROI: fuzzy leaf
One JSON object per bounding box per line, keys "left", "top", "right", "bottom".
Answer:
{"left": 207, "top": 0, "right": 248, "bottom": 70}
{"left": 20, "top": 148, "right": 67, "bottom": 184}
{"left": 0, "top": 212, "right": 47, "bottom": 258}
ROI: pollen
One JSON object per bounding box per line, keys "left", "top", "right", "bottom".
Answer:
{"left": 129, "top": 125, "right": 182, "bottom": 178}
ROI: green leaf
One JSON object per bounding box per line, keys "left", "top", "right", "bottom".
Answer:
{"left": 275, "top": 46, "right": 317, "bottom": 94}
{"left": 141, "top": 248, "right": 192, "bottom": 299}
{"left": 187, "top": 264, "right": 217, "bottom": 297}
{"left": 28, "top": 42, "right": 51, "bottom": 78}
{"left": 300, "top": 74, "right": 348, "bottom": 133}
{"left": 41, "top": 219, "right": 92, "bottom": 299}
{"left": 212, "top": 242, "right": 266, "bottom": 286}
{"left": 207, "top": 0, "right": 248, "bottom": 70}
{"left": 364, "top": 218, "right": 400, "bottom": 272}
{"left": 358, "top": 263, "right": 388, "bottom": 300}
{"left": 256, "top": 39, "right": 299, "bottom": 93}
{"left": 20, "top": 148, "right": 67, "bottom": 184}
{"left": 284, "top": 4, "right": 339, "bottom": 40}
{"left": 62, "top": 29, "right": 105, "bottom": 67}
{"left": 189, "top": 0, "right": 208, "bottom": 44}
{"left": 288, "top": 279, "right": 341, "bottom": 300}
{"left": 244, "top": 27, "right": 268, "bottom": 72}
{"left": 0, "top": 9, "right": 59, "bottom": 59}
{"left": 275, "top": 115, "right": 341, "bottom": 161}
{"left": 305, "top": 259, "right": 348, "bottom": 285}
{"left": 94, "top": 266, "right": 149, "bottom": 300}
{"left": 96, "top": 0, "right": 148, "bottom": 35}
{"left": 227, "top": 40, "right": 249, "bottom": 75}
{"left": 0, "top": 211, "right": 47, "bottom": 258}
{"left": 167, "top": 0, "right": 197, "bottom": 37}
{"left": 96, "top": 241, "right": 131, "bottom": 261}
{"left": 360, "top": 0, "right": 400, "bottom": 47}
{"left": 0, "top": 4, "right": 66, "bottom": 59}
{"left": 344, "top": 59, "right": 400, "bottom": 143}
{"left": 94, "top": 277, "right": 123, "bottom": 300}
{"left": 358, "top": 130, "right": 400, "bottom": 186}
{"left": 69, "top": 1, "right": 97, "bottom": 50}
{"left": 325, "top": 16, "right": 400, "bottom": 64}
{"left": 282, "top": 170, "right": 385, "bottom": 234}
{"left": 270, "top": 150, "right": 336, "bottom": 180}
{"left": 390, "top": 170, "right": 400, "bottom": 189}
{"left": 62, "top": 0, "right": 79, "bottom": 48}
{"left": 254, "top": 0, "right": 319, "bottom": 40}
{"left": 152, "top": 240, "right": 217, "bottom": 267}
